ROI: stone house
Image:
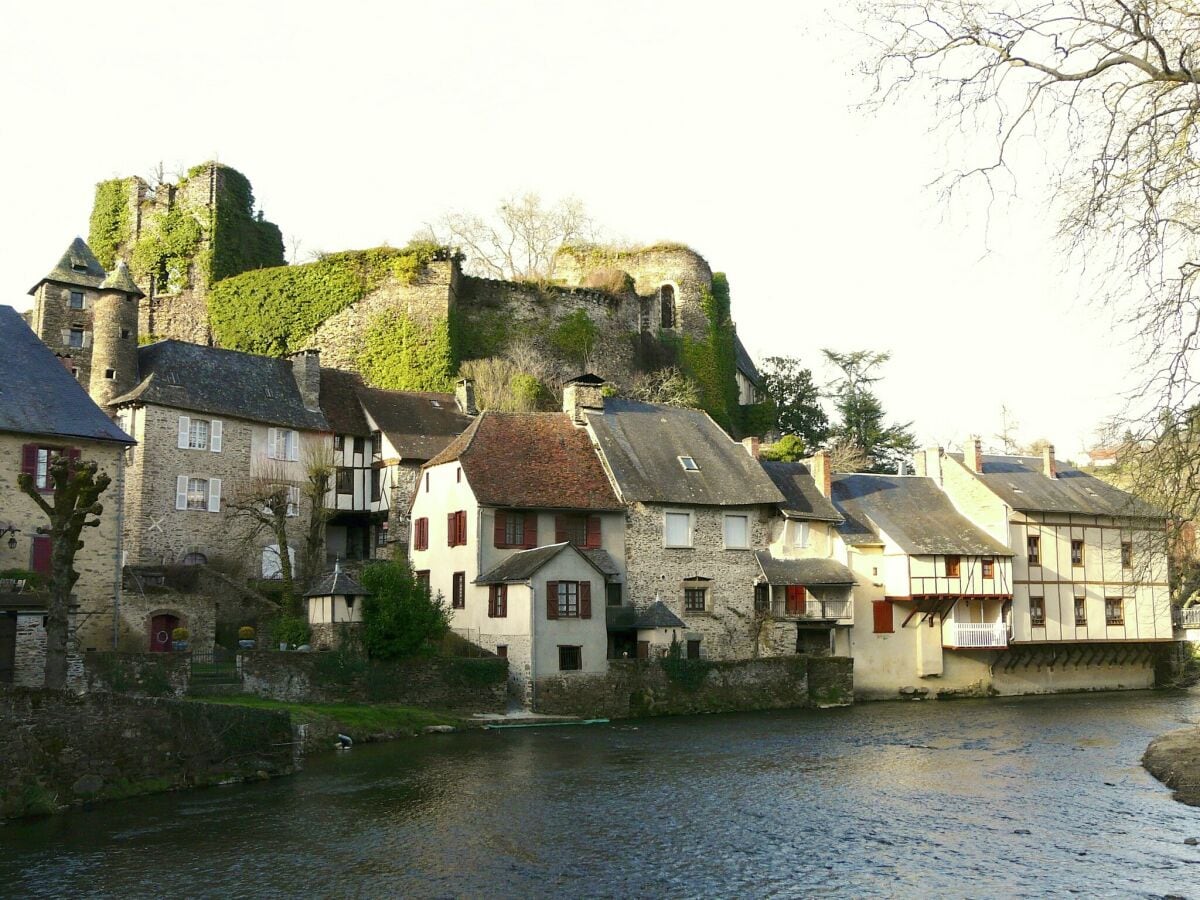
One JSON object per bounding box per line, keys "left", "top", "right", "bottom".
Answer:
{"left": 0, "top": 305, "right": 134, "bottom": 679}
{"left": 408, "top": 411, "right": 625, "bottom": 701}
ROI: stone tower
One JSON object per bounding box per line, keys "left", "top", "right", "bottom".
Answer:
{"left": 88, "top": 260, "right": 143, "bottom": 407}
{"left": 27, "top": 237, "right": 110, "bottom": 387}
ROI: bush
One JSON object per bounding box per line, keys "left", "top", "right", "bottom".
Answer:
{"left": 0, "top": 568, "right": 42, "bottom": 590}
{"left": 272, "top": 615, "right": 311, "bottom": 649}
{"left": 238, "top": 626, "right": 256, "bottom": 641}
{"left": 172, "top": 627, "right": 189, "bottom": 642}
{"left": 359, "top": 558, "right": 450, "bottom": 661}
{"left": 760, "top": 434, "right": 807, "bottom": 462}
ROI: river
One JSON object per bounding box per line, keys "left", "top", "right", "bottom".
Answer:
{"left": 4, "top": 691, "right": 1200, "bottom": 898}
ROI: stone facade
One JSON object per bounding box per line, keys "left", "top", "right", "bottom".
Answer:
{"left": 13, "top": 611, "right": 84, "bottom": 690}
{"left": 27, "top": 280, "right": 99, "bottom": 386}
{"left": 83, "top": 651, "right": 191, "bottom": 697}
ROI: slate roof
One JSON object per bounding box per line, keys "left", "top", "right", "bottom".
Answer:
{"left": 606, "top": 600, "right": 687, "bottom": 631}
{"left": 304, "top": 564, "right": 370, "bottom": 598}
{"left": 318, "top": 368, "right": 371, "bottom": 436}
{"left": 110, "top": 340, "right": 329, "bottom": 431}
{"left": 474, "top": 542, "right": 609, "bottom": 585}
{"left": 426, "top": 413, "right": 622, "bottom": 511}
{"left": 733, "top": 332, "right": 763, "bottom": 386}
{"left": 586, "top": 398, "right": 784, "bottom": 506}
{"left": 754, "top": 552, "right": 857, "bottom": 586}
{"left": 99, "top": 260, "right": 144, "bottom": 298}
{"left": 831, "top": 474, "right": 1012, "bottom": 556}
{"left": 581, "top": 548, "right": 622, "bottom": 579}
{"left": 760, "top": 461, "right": 842, "bottom": 522}
{"left": 960, "top": 453, "right": 1162, "bottom": 518}
{"left": 28, "top": 238, "right": 107, "bottom": 294}
{"left": 0, "top": 306, "right": 133, "bottom": 444}
{"left": 357, "top": 387, "right": 472, "bottom": 462}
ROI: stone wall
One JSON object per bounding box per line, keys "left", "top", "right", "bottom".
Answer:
{"left": 533, "top": 655, "right": 853, "bottom": 718}
{"left": 0, "top": 685, "right": 293, "bottom": 821}
{"left": 83, "top": 651, "right": 191, "bottom": 697}
{"left": 13, "top": 611, "right": 84, "bottom": 690}
{"left": 240, "top": 651, "right": 508, "bottom": 711}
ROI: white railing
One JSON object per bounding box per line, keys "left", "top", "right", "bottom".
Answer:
{"left": 1177, "top": 607, "right": 1200, "bottom": 628}
{"left": 949, "top": 622, "right": 1008, "bottom": 649}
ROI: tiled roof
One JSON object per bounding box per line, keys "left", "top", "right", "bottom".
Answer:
{"left": 581, "top": 548, "right": 622, "bottom": 579}
{"left": 474, "top": 542, "right": 609, "bottom": 584}
{"left": 586, "top": 398, "right": 784, "bottom": 506}
{"left": 28, "top": 238, "right": 107, "bottom": 294}
{"left": 761, "top": 461, "right": 843, "bottom": 522}
{"left": 111, "top": 340, "right": 328, "bottom": 431}
{"left": 831, "top": 474, "right": 1012, "bottom": 556}
{"left": 964, "top": 454, "right": 1161, "bottom": 518}
{"left": 733, "top": 332, "right": 763, "bottom": 385}
{"left": 0, "top": 306, "right": 133, "bottom": 444}
{"left": 357, "top": 387, "right": 472, "bottom": 461}
{"left": 426, "top": 412, "right": 622, "bottom": 511}
{"left": 754, "top": 552, "right": 856, "bottom": 586}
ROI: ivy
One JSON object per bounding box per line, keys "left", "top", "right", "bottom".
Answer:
{"left": 88, "top": 178, "right": 134, "bottom": 270}
{"left": 550, "top": 309, "right": 598, "bottom": 368}
{"left": 357, "top": 308, "right": 455, "bottom": 391}
{"left": 678, "top": 272, "right": 739, "bottom": 433}
{"left": 129, "top": 206, "right": 203, "bottom": 293}
{"left": 209, "top": 166, "right": 285, "bottom": 282}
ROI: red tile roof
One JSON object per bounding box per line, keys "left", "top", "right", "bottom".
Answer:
{"left": 425, "top": 412, "right": 621, "bottom": 511}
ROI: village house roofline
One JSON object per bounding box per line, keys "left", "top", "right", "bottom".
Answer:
{"left": 606, "top": 599, "right": 688, "bottom": 631}
{"left": 760, "top": 460, "right": 843, "bottom": 522}
{"left": 356, "top": 385, "right": 471, "bottom": 462}
{"left": 831, "top": 473, "right": 1013, "bottom": 556}
{"left": 0, "top": 305, "right": 134, "bottom": 445}
{"left": 474, "top": 542, "right": 611, "bottom": 585}
{"left": 753, "top": 552, "right": 857, "bottom": 587}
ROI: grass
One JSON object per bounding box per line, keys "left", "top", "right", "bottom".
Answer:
{"left": 192, "top": 695, "right": 463, "bottom": 735}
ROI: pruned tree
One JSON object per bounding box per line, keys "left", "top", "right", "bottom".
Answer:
{"left": 225, "top": 463, "right": 301, "bottom": 616}
{"left": 17, "top": 455, "right": 110, "bottom": 689}
{"left": 996, "top": 405, "right": 1021, "bottom": 454}
{"left": 826, "top": 437, "right": 873, "bottom": 474}
{"left": 300, "top": 448, "right": 335, "bottom": 593}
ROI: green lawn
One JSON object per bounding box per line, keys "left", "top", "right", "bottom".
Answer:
{"left": 193, "top": 695, "right": 463, "bottom": 735}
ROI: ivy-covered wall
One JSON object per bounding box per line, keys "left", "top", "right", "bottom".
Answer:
{"left": 678, "top": 272, "right": 740, "bottom": 433}
{"left": 88, "top": 178, "right": 136, "bottom": 270}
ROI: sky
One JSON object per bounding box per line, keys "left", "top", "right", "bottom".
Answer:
{"left": 0, "top": 1, "right": 1143, "bottom": 459}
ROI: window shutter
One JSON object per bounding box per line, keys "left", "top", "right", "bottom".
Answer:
{"left": 60, "top": 328, "right": 70, "bottom": 346}
{"left": 30, "top": 536, "right": 51, "bottom": 576}
{"left": 580, "top": 581, "right": 592, "bottom": 619}
{"left": 555, "top": 515, "right": 566, "bottom": 544}
{"left": 208, "top": 477, "right": 222, "bottom": 513}
{"left": 872, "top": 600, "right": 894, "bottom": 634}
{"left": 494, "top": 510, "right": 507, "bottom": 548}
{"left": 210, "top": 419, "right": 223, "bottom": 452}
{"left": 447, "top": 512, "right": 456, "bottom": 546}
{"left": 458, "top": 511, "right": 467, "bottom": 546}
{"left": 267, "top": 427, "right": 278, "bottom": 459}
{"left": 177, "top": 416, "right": 190, "bottom": 449}
{"left": 523, "top": 514, "right": 538, "bottom": 549}
{"left": 82, "top": 331, "right": 92, "bottom": 348}
{"left": 488, "top": 585, "right": 497, "bottom": 618}
{"left": 175, "top": 475, "right": 188, "bottom": 510}
{"left": 497, "top": 584, "right": 507, "bottom": 618}
{"left": 546, "top": 581, "right": 559, "bottom": 619}
{"left": 66, "top": 448, "right": 81, "bottom": 465}
{"left": 586, "top": 515, "right": 601, "bottom": 549}
{"left": 288, "top": 430, "right": 299, "bottom": 461}
{"left": 20, "top": 444, "right": 37, "bottom": 478}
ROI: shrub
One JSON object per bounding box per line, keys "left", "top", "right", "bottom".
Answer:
{"left": 172, "top": 627, "right": 189, "bottom": 642}
{"left": 272, "top": 615, "right": 311, "bottom": 648}
{"left": 760, "top": 433, "right": 807, "bottom": 462}
{"left": 550, "top": 309, "right": 598, "bottom": 369}
{"left": 238, "top": 626, "right": 256, "bottom": 641}
{"left": 359, "top": 558, "right": 450, "bottom": 660}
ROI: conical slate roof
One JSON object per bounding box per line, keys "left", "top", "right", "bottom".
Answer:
{"left": 304, "top": 561, "right": 370, "bottom": 598}
{"left": 99, "top": 260, "right": 144, "bottom": 298}
{"left": 29, "top": 237, "right": 107, "bottom": 294}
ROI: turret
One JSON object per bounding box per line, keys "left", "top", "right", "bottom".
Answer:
{"left": 88, "top": 260, "right": 143, "bottom": 408}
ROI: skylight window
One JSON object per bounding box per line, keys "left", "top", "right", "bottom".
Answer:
{"left": 679, "top": 456, "right": 699, "bottom": 472}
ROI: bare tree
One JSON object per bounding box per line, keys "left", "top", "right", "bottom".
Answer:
{"left": 17, "top": 455, "right": 110, "bottom": 689}
{"left": 996, "top": 404, "right": 1021, "bottom": 454}
{"left": 225, "top": 463, "right": 301, "bottom": 616}
{"left": 300, "top": 449, "right": 335, "bottom": 592}
{"left": 628, "top": 367, "right": 703, "bottom": 408}
{"left": 826, "top": 437, "right": 872, "bottom": 474}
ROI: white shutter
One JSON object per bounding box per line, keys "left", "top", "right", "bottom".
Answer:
{"left": 177, "top": 416, "right": 190, "bottom": 449}
{"left": 208, "top": 477, "right": 222, "bottom": 513}
{"left": 175, "top": 475, "right": 188, "bottom": 510}
{"left": 82, "top": 331, "right": 92, "bottom": 348}
{"left": 267, "top": 427, "right": 278, "bottom": 460}
{"left": 60, "top": 328, "right": 70, "bottom": 346}
{"left": 287, "top": 485, "right": 300, "bottom": 517}
{"left": 210, "top": 419, "right": 223, "bottom": 453}
{"left": 287, "top": 430, "right": 299, "bottom": 461}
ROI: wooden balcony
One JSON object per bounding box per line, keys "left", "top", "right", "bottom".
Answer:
{"left": 946, "top": 622, "right": 1008, "bottom": 649}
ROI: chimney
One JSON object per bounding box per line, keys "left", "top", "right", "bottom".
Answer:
{"left": 562, "top": 374, "right": 605, "bottom": 425}
{"left": 808, "top": 450, "right": 831, "bottom": 498}
{"left": 1042, "top": 444, "right": 1057, "bottom": 479}
{"left": 741, "top": 436, "right": 761, "bottom": 459}
{"left": 455, "top": 377, "right": 477, "bottom": 416}
{"left": 964, "top": 437, "right": 983, "bottom": 473}
{"left": 289, "top": 349, "right": 321, "bottom": 411}
{"left": 914, "top": 446, "right": 944, "bottom": 483}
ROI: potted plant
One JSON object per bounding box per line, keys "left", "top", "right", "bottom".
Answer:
{"left": 172, "top": 626, "right": 190, "bottom": 651}
{"left": 238, "top": 625, "right": 256, "bottom": 650}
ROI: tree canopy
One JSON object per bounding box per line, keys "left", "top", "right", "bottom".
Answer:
{"left": 759, "top": 355, "right": 829, "bottom": 448}
{"left": 823, "top": 349, "right": 917, "bottom": 473}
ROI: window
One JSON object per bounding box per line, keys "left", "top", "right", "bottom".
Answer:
{"left": 1027, "top": 535, "right": 1040, "bottom": 566}
{"left": 67, "top": 327, "right": 85, "bottom": 348}
{"left": 557, "top": 581, "right": 580, "bottom": 617}
{"left": 664, "top": 511, "right": 693, "bottom": 548}
{"left": 945, "top": 555, "right": 961, "bottom": 578}
{"left": 413, "top": 517, "right": 429, "bottom": 551}
{"left": 606, "top": 583, "right": 622, "bottom": 606}
{"left": 456, "top": 467, "right": 462, "bottom": 483}
{"left": 188, "top": 418, "right": 210, "bottom": 450}
{"left": 488, "top": 584, "right": 508, "bottom": 618}
{"left": 286, "top": 485, "right": 300, "bottom": 517}
{"left": 1121, "top": 541, "right": 1133, "bottom": 569}
{"left": 334, "top": 435, "right": 344, "bottom": 451}
{"left": 335, "top": 468, "right": 353, "bottom": 493}
{"left": 371, "top": 433, "right": 382, "bottom": 459}
{"left": 684, "top": 587, "right": 708, "bottom": 613}
{"left": 687, "top": 639, "right": 701, "bottom": 660}
{"left": 175, "top": 475, "right": 220, "bottom": 513}
{"left": 981, "top": 558, "right": 994, "bottom": 578}
{"left": 353, "top": 436, "right": 364, "bottom": 455}
{"left": 268, "top": 428, "right": 299, "bottom": 461}
{"left": 104, "top": 369, "right": 115, "bottom": 379}
{"left": 120, "top": 328, "right": 131, "bottom": 339}
{"left": 790, "top": 521, "right": 810, "bottom": 549}
{"left": 24, "top": 446, "right": 74, "bottom": 492}
{"left": 558, "top": 645, "right": 582, "bottom": 672}
{"left": 555, "top": 514, "right": 599, "bottom": 548}
{"left": 660, "top": 285, "right": 675, "bottom": 329}
{"left": 447, "top": 510, "right": 467, "bottom": 547}
{"left": 375, "top": 522, "right": 388, "bottom": 548}
{"left": 1074, "top": 596, "right": 1087, "bottom": 626}
{"left": 497, "top": 510, "right": 528, "bottom": 548}
{"left": 262, "top": 545, "right": 295, "bottom": 579}
{"left": 69, "top": 290, "right": 84, "bottom": 309}
{"left": 1029, "top": 596, "right": 1045, "bottom": 627}
{"left": 186, "top": 477, "right": 209, "bottom": 510}
{"left": 415, "top": 570, "right": 430, "bottom": 594}
{"left": 424, "top": 472, "right": 430, "bottom": 492}
{"left": 872, "top": 600, "right": 894, "bottom": 634}
{"left": 496, "top": 645, "right": 508, "bottom": 658}
{"left": 723, "top": 514, "right": 750, "bottom": 550}
{"left": 1071, "top": 539, "right": 1084, "bottom": 567}
{"left": 1105, "top": 597, "right": 1125, "bottom": 626}
{"left": 452, "top": 572, "right": 465, "bottom": 609}
{"left": 177, "top": 416, "right": 222, "bottom": 452}
{"left": 182, "top": 552, "right": 208, "bottom": 566}
{"left": 545, "top": 580, "right": 592, "bottom": 619}
{"left": 370, "top": 467, "right": 381, "bottom": 502}
{"left": 678, "top": 456, "right": 699, "bottom": 472}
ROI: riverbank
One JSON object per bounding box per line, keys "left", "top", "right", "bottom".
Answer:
{"left": 1144, "top": 723, "right": 1200, "bottom": 806}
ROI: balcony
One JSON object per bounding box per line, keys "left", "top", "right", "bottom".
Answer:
{"left": 1175, "top": 607, "right": 1200, "bottom": 629}
{"left": 770, "top": 598, "right": 853, "bottom": 621}
{"left": 947, "top": 622, "right": 1008, "bottom": 649}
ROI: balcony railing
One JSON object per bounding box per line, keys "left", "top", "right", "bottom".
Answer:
{"left": 947, "top": 622, "right": 1008, "bottom": 649}
{"left": 770, "top": 598, "right": 853, "bottom": 621}
{"left": 1175, "top": 607, "right": 1200, "bottom": 628}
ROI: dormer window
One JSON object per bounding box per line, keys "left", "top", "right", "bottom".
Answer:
{"left": 679, "top": 456, "right": 699, "bottom": 472}
{"left": 71, "top": 263, "right": 88, "bottom": 272}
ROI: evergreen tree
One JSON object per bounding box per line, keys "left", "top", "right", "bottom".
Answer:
{"left": 822, "top": 349, "right": 917, "bottom": 474}
{"left": 759, "top": 355, "right": 829, "bottom": 447}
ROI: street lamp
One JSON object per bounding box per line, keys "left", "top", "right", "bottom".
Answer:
{"left": 0, "top": 525, "right": 19, "bottom": 549}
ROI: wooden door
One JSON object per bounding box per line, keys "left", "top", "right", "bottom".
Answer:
{"left": 30, "top": 536, "right": 51, "bottom": 577}
{"left": 149, "top": 614, "right": 179, "bottom": 652}
{"left": 636, "top": 641, "right": 650, "bottom": 660}
{"left": 786, "top": 585, "right": 807, "bottom": 616}
{"left": 0, "top": 614, "right": 15, "bottom": 683}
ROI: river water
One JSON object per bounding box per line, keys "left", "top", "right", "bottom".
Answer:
{"left": 4, "top": 692, "right": 1200, "bottom": 898}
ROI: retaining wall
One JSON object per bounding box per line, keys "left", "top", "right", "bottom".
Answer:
{"left": 83, "top": 651, "right": 191, "bottom": 697}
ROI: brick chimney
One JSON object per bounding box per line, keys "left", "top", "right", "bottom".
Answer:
{"left": 289, "top": 349, "right": 321, "bottom": 411}
{"left": 808, "top": 450, "right": 831, "bottom": 498}
{"left": 1042, "top": 443, "right": 1057, "bottom": 479}
{"left": 455, "top": 377, "right": 477, "bottom": 416}
{"left": 741, "top": 436, "right": 761, "bottom": 459}
{"left": 964, "top": 437, "right": 983, "bottom": 473}
{"left": 562, "top": 374, "right": 605, "bottom": 425}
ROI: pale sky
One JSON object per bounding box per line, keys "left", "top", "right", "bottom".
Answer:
{"left": 0, "top": 1, "right": 1141, "bottom": 459}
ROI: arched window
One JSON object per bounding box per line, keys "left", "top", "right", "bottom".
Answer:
{"left": 181, "top": 552, "right": 207, "bottom": 566}
{"left": 660, "top": 285, "right": 675, "bottom": 329}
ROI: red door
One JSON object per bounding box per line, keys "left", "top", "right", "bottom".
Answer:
{"left": 149, "top": 614, "right": 179, "bottom": 652}
{"left": 30, "top": 536, "right": 51, "bottom": 577}
{"left": 786, "top": 585, "right": 807, "bottom": 616}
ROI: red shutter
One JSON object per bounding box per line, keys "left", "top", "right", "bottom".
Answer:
{"left": 487, "top": 585, "right": 496, "bottom": 618}
{"left": 872, "top": 600, "right": 894, "bottom": 634}
{"left": 415, "top": 518, "right": 428, "bottom": 551}
{"left": 585, "top": 515, "right": 601, "bottom": 549}
{"left": 555, "top": 515, "right": 566, "bottom": 544}
{"left": 66, "top": 448, "right": 81, "bottom": 465}
{"left": 546, "top": 581, "right": 559, "bottom": 619}
{"left": 20, "top": 444, "right": 37, "bottom": 478}
{"left": 494, "top": 510, "right": 507, "bottom": 548}
{"left": 580, "top": 581, "right": 592, "bottom": 619}
{"left": 447, "top": 512, "right": 456, "bottom": 546}
{"left": 31, "top": 535, "right": 51, "bottom": 576}
{"left": 457, "top": 511, "right": 467, "bottom": 546}
{"left": 523, "top": 514, "right": 538, "bottom": 549}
